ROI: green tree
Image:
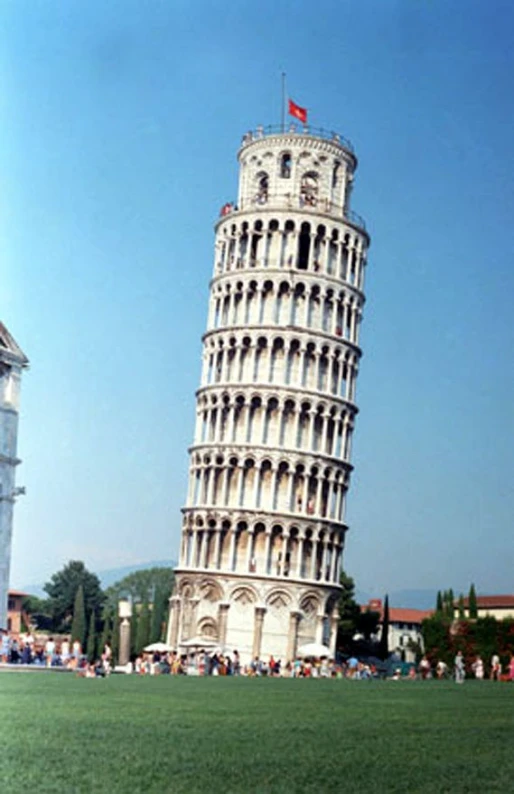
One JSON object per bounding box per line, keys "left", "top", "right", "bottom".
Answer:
{"left": 336, "top": 570, "right": 361, "bottom": 649}
{"left": 357, "top": 609, "right": 380, "bottom": 642}
{"left": 436, "top": 591, "right": 443, "bottom": 614}
{"left": 44, "top": 560, "right": 105, "bottom": 632}
{"left": 379, "top": 594, "right": 389, "bottom": 660}
{"left": 130, "top": 607, "right": 139, "bottom": 658}
{"left": 86, "top": 610, "right": 97, "bottom": 661}
{"left": 71, "top": 584, "right": 86, "bottom": 648}
{"left": 150, "top": 585, "right": 168, "bottom": 643}
{"left": 111, "top": 612, "right": 120, "bottom": 663}
{"left": 458, "top": 594, "right": 465, "bottom": 620}
{"left": 135, "top": 600, "right": 151, "bottom": 654}
{"left": 447, "top": 589, "right": 455, "bottom": 619}
{"left": 100, "top": 607, "right": 113, "bottom": 652}
{"left": 469, "top": 584, "right": 478, "bottom": 619}
{"left": 104, "top": 567, "right": 175, "bottom": 610}
{"left": 22, "top": 595, "right": 53, "bottom": 631}
{"left": 422, "top": 614, "right": 453, "bottom": 665}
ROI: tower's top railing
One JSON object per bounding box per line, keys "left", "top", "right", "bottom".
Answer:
{"left": 240, "top": 124, "right": 355, "bottom": 155}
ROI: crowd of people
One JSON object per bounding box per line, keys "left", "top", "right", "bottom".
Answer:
{"left": 417, "top": 652, "right": 514, "bottom": 682}
{"left": 128, "top": 650, "right": 349, "bottom": 678}
{"left": 0, "top": 629, "right": 112, "bottom": 674}
{"left": 2, "top": 628, "right": 514, "bottom": 682}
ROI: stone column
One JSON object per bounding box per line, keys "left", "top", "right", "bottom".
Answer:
{"left": 315, "top": 612, "right": 326, "bottom": 644}
{"left": 315, "top": 476, "right": 323, "bottom": 515}
{"left": 189, "top": 598, "right": 200, "bottom": 640}
{"left": 201, "top": 532, "right": 209, "bottom": 568}
{"left": 329, "top": 610, "right": 339, "bottom": 657}
{"left": 287, "top": 611, "right": 301, "bottom": 661}
{"left": 190, "top": 529, "right": 199, "bottom": 568}
{"left": 322, "top": 415, "right": 330, "bottom": 454}
{"left": 281, "top": 533, "right": 289, "bottom": 576}
{"left": 296, "top": 535, "right": 305, "bottom": 578}
{"left": 217, "top": 602, "right": 230, "bottom": 647}
{"left": 167, "top": 596, "right": 182, "bottom": 648}
{"left": 310, "top": 539, "right": 318, "bottom": 580}
{"left": 264, "top": 531, "right": 272, "bottom": 574}
{"left": 321, "top": 539, "right": 329, "bottom": 581}
{"left": 228, "top": 528, "right": 237, "bottom": 571}
{"left": 287, "top": 472, "right": 295, "bottom": 513}
{"left": 213, "top": 528, "right": 222, "bottom": 569}
{"left": 253, "top": 464, "right": 261, "bottom": 508}
{"left": 245, "top": 529, "right": 254, "bottom": 571}
{"left": 330, "top": 542, "right": 339, "bottom": 582}
{"left": 252, "top": 605, "right": 267, "bottom": 659}
{"left": 342, "top": 301, "right": 348, "bottom": 339}
{"left": 118, "top": 618, "right": 131, "bottom": 666}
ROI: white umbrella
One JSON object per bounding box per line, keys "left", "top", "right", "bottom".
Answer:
{"left": 143, "top": 642, "right": 173, "bottom": 653}
{"left": 296, "top": 642, "right": 332, "bottom": 659}
{"left": 180, "top": 636, "right": 218, "bottom": 649}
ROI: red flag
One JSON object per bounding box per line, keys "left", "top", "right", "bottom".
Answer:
{"left": 288, "top": 98, "right": 307, "bottom": 124}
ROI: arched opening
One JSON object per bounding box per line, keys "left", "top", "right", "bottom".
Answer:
{"left": 256, "top": 172, "right": 269, "bottom": 204}
{"left": 279, "top": 152, "right": 292, "bottom": 179}
{"left": 300, "top": 171, "right": 318, "bottom": 207}
{"left": 297, "top": 221, "right": 311, "bottom": 270}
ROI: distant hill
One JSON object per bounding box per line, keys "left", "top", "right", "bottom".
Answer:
{"left": 22, "top": 559, "right": 176, "bottom": 598}
{"left": 98, "top": 559, "right": 176, "bottom": 589}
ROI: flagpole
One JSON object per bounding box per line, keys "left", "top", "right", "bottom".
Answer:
{"left": 281, "top": 72, "right": 286, "bottom": 132}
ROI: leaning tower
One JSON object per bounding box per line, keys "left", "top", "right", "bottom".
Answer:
{"left": 168, "top": 123, "right": 370, "bottom": 664}
{"left": 0, "top": 322, "right": 28, "bottom": 631}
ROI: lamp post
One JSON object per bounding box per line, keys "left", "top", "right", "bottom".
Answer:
{"left": 118, "top": 598, "right": 132, "bottom": 667}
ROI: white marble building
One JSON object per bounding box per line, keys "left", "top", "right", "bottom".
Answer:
{"left": 168, "top": 124, "right": 370, "bottom": 663}
{"left": 0, "top": 323, "right": 28, "bottom": 631}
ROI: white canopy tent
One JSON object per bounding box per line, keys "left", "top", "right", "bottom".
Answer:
{"left": 143, "top": 642, "right": 173, "bottom": 653}
{"left": 296, "top": 642, "right": 332, "bottom": 659}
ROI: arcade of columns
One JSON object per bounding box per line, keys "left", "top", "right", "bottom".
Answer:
{"left": 168, "top": 125, "right": 370, "bottom": 663}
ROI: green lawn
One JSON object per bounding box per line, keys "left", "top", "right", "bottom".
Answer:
{"left": 0, "top": 674, "right": 512, "bottom": 793}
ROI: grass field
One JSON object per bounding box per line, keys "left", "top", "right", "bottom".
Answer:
{"left": 0, "top": 674, "right": 512, "bottom": 794}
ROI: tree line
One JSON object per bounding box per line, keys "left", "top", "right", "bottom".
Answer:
{"left": 23, "top": 561, "right": 175, "bottom": 663}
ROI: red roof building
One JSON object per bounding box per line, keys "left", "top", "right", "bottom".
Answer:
{"left": 361, "top": 599, "right": 433, "bottom": 662}
{"left": 7, "top": 589, "right": 29, "bottom": 635}
{"left": 455, "top": 594, "right": 514, "bottom": 620}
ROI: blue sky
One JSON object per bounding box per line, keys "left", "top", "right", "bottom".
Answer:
{"left": 2, "top": 0, "right": 513, "bottom": 598}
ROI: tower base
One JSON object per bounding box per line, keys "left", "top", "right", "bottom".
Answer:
{"left": 168, "top": 570, "right": 340, "bottom": 665}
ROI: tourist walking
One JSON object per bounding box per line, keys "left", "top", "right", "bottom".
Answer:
{"left": 471, "top": 655, "right": 484, "bottom": 680}
{"left": 454, "top": 651, "right": 465, "bottom": 684}
{"left": 490, "top": 654, "right": 501, "bottom": 681}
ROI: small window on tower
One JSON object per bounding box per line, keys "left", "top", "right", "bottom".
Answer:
{"left": 255, "top": 172, "right": 269, "bottom": 204}
{"left": 300, "top": 172, "right": 318, "bottom": 207}
{"left": 332, "top": 161, "right": 341, "bottom": 188}
{"left": 280, "top": 153, "right": 292, "bottom": 178}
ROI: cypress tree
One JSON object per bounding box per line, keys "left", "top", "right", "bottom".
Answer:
{"left": 130, "top": 606, "right": 139, "bottom": 657}
{"left": 469, "top": 583, "right": 478, "bottom": 619}
{"left": 136, "top": 600, "right": 151, "bottom": 653}
{"left": 110, "top": 612, "right": 120, "bottom": 663}
{"left": 71, "top": 584, "right": 86, "bottom": 649}
{"left": 100, "top": 608, "right": 112, "bottom": 652}
{"left": 379, "top": 594, "right": 389, "bottom": 660}
{"left": 458, "top": 594, "right": 465, "bottom": 620}
{"left": 436, "top": 591, "right": 443, "bottom": 614}
{"left": 150, "top": 586, "right": 166, "bottom": 643}
{"left": 86, "top": 610, "right": 97, "bottom": 661}
{"left": 448, "top": 589, "right": 455, "bottom": 619}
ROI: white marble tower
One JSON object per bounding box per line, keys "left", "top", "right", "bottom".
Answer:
{"left": 168, "top": 124, "right": 370, "bottom": 663}
{"left": 0, "top": 323, "right": 28, "bottom": 630}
